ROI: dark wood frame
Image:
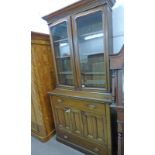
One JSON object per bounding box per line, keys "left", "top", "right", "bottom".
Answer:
{"left": 72, "top": 6, "right": 109, "bottom": 92}
{"left": 43, "top": 0, "right": 115, "bottom": 24}
{"left": 48, "top": 17, "right": 77, "bottom": 89}
{"left": 110, "top": 45, "right": 124, "bottom": 155}
{"left": 110, "top": 45, "right": 124, "bottom": 105}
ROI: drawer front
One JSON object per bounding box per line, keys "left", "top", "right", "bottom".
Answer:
{"left": 51, "top": 95, "right": 106, "bottom": 115}
{"left": 57, "top": 128, "right": 107, "bottom": 155}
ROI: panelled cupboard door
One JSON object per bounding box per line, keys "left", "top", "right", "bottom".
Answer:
{"left": 82, "top": 111, "right": 106, "bottom": 145}
{"left": 53, "top": 105, "right": 67, "bottom": 129}
{"left": 53, "top": 104, "right": 83, "bottom": 136}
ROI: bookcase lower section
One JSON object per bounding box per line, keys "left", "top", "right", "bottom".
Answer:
{"left": 50, "top": 93, "right": 112, "bottom": 155}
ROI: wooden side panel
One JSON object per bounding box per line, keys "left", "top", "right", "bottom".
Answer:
{"left": 31, "top": 102, "right": 36, "bottom": 123}
{"left": 31, "top": 46, "right": 45, "bottom": 128}
{"left": 31, "top": 32, "right": 56, "bottom": 141}
{"left": 31, "top": 101, "right": 39, "bottom": 132}
{"left": 110, "top": 45, "right": 124, "bottom": 155}
{"left": 117, "top": 107, "right": 124, "bottom": 155}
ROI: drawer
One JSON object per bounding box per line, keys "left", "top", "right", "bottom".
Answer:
{"left": 51, "top": 95, "right": 106, "bottom": 115}
{"left": 57, "top": 128, "right": 107, "bottom": 155}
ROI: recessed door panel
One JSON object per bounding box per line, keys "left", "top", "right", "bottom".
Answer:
{"left": 70, "top": 109, "right": 83, "bottom": 136}
{"left": 82, "top": 111, "right": 106, "bottom": 144}
{"left": 54, "top": 106, "right": 66, "bottom": 128}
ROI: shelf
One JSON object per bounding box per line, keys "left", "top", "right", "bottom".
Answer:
{"left": 81, "top": 72, "right": 105, "bottom": 75}
{"left": 81, "top": 52, "right": 104, "bottom": 57}
{"left": 88, "top": 53, "right": 104, "bottom": 57}
{"left": 53, "top": 38, "right": 68, "bottom": 43}
{"left": 79, "top": 31, "right": 104, "bottom": 38}
{"left": 58, "top": 71, "right": 72, "bottom": 75}
{"left": 56, "top": 56, "right": 70, "bottom": 59}
{"left": 84, "top": 79, "right": 105, "bottom": 85}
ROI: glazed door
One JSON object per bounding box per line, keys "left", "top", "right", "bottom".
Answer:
{"left": 49, "top": 18, "right": 75, "bottom": 87}
{"left": 72, "top": 7, "right": 108, "bottom": 90}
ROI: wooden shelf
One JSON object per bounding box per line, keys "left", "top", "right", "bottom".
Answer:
{"left": 56, "top": 56, "right": 70, "bottom": 59}
{"left": 53, "top": 38, "right": 68, "bottom": 43}
{"left": 81, "top": 72, "right": 105, "bottom": 75}
{"left": 58, "top": 71, "right": 72, "bottom": 75}
{"left": 85, "top": 79, "right": 105, "bottom": 85}
{"left": 79, "top": 31, "right": 103, "bottom": 38}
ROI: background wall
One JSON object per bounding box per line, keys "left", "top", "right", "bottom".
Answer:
{"left": 31, "top": 0, "right": 124, "bottom": 53}
{"left": 30, "top": 0, "right": 80, "bottom": 34}
{"left": 112, "top": 0, "right": 124, "bottom": 53}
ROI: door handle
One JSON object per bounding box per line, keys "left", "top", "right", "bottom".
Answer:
{"left": 64, "top": 107, "right": 71, "bottom": 113}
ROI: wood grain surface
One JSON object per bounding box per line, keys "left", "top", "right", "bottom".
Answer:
{"left": 31, "top": 32, "right": 56, "bottom": 141}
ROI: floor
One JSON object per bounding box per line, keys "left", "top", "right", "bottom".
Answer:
{"left": 31, "top": 135, "right": 85, "bottom": 155}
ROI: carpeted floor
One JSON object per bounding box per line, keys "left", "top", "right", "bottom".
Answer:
{"left": 31, "top": 135, "right": 85, "bottom": 155}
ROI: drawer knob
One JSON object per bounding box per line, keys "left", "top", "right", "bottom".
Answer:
{"left": 88, "top": 104, "right": 96, "bottom": 109}
{"left": 64, "top": 108, "right": 71, "bottom": 113}
{"left": 63, "top": 135, "right": 68, "bottom": 139}
{"left": 57, "top": 99, "right": 63, "bottom": 103}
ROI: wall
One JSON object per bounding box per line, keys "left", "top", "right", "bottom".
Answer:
{"left": 30, "top": 0, "right": 124, "bottom": 54}
{"left": 112, "top": 1, "right": 124, "bottom": 53}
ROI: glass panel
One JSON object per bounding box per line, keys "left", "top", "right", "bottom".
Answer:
{"left": 76, "top": 11, "right": 105, "bottom": 88}
{"left": 50, "top": 21, "right": 73, "bottom": 86}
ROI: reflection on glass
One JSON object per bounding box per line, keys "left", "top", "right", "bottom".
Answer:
{"left": 50, "top": 21, "right": 73, "bottom": 85}
{"left": 76, "top": 11, "right": 105, "bottom": 88}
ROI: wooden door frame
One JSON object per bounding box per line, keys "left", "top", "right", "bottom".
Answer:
{"left": 48, "top": 17, "right": 77, "bottom": 89}
{"left": 71, "top": 6, "right": 111, "bottom": 92}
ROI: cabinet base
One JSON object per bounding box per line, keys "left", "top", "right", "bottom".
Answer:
{"left": 56, "top": 135, "right": 96, "bottom": 155}
{"left": 32, "top": 129, "right": 56, "bottom": 142}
